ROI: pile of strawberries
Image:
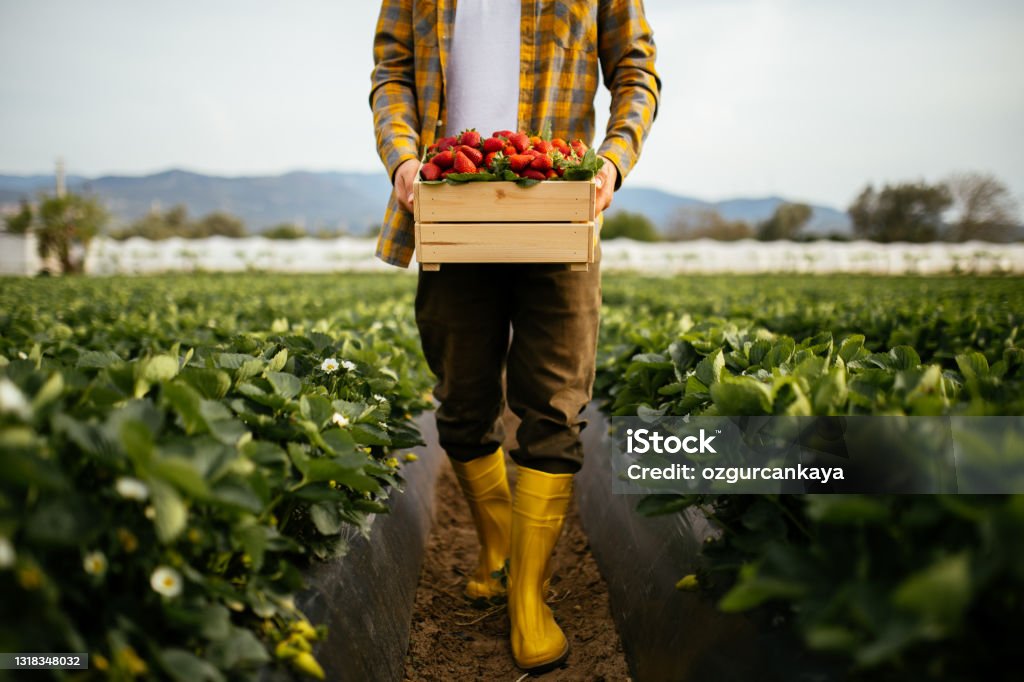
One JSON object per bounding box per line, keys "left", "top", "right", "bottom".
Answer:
{"left": 420, "top": 129, "right": 592, "bottom": 182}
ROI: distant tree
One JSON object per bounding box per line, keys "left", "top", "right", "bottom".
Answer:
{"left": 601, "top": 210, "right": 660, "bottom": 241}
{"left": 848, "top": 182, "right": 952, "bottom": 242}
{"left": 757, "top": 202, "right": 812, "bottom": 241}
{"left": 263, "top": 223, "right": 307, "bottom": 240}
{"left": 4, "top": 199, "right": 33, "bottom": 234}
{"left": 112, "top": 205, "right": 247, "bottom": 240}
{"left": 194, "top": 211, "right": 246, "bottom": 238}
{"left": 668, "top": 207, "right": 753, "bottom": 241}
{"left": 33, "top": 192, "right": 108, "bottom": 272}
{"left": 946, "top": 172, "right": 1019, "bottom": 242}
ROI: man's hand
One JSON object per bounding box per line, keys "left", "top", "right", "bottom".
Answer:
{"left": 595, "top": 156, "right": 618, "bottom": 214}
{"left": 394, "top": 158, "right": 421, "bottom": 214}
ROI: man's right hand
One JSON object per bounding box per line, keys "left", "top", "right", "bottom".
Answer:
{"left": 394, "top": 158, "right": 420, "bottom": 214}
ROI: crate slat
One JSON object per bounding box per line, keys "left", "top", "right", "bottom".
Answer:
{"left": 416, "top": 181, "right": 592, "bottom": 223}
{"left": 418, "top": 223, "right": 593, "bottom": 263}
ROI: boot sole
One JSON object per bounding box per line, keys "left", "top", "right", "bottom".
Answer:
{"left": 514, "top": 640, "right": 570, "bottom": 675}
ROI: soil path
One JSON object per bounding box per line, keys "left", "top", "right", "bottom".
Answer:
{"left": 403, "top": 414, "right": 630, "bottom": 681}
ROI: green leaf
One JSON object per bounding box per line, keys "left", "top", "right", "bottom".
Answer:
{"left": 160, "top": 649, "right": 226, "bottom": 682}
{"left": 710, "top": 376, "right": 773, "bottom": 415}
{"left": 149, "top": 456, "right": 209, "bottom": 498}
{"left": 76, "top": 350, "right": 122, "bottom": 369}
{"left": 695, "top": 348, "right": 725, "bottom": 387}
{"left": 266, "top": 347, "right": 288, "bottom": 373}
{"left": 889, "top": 346, "right": 921, "bottom": 370}
{"left": 163, "top": 381, "right": 204, "bottom": 434}
{"left": 310, "top": 502, "right": 344, "bottom": 535}
{"left": 207, "top": 627, "right": 270, "bottom": 670}
{"left": 151, "top": 479, "right": 188, "bottom": 543}
{"left": 180, "top": 367, "right": 232, "bottom": 399}
{"left": 892, "top": 553, "right": 972, "bottom": 633}
{"left": 265, "top": 371, "right": 302, "bottom": 399}
{"left": 515, "top": 177, "right": 541, "bottom": 188}
{"left": 135, "top": 354, "right": 180, "bottom": 397}
{"left": 719, "top": 563, "right": 805, "bottom": 612}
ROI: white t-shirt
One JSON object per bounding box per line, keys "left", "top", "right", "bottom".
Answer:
{"left": 445, "top": 0, "right": 521, "bottom": 138}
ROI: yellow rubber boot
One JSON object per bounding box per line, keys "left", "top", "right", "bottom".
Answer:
{"left": 450, "top": 448, "right": 512, "bottom": 600}
{"left": 509, "top": 467, "right": 573, "bottom": 671}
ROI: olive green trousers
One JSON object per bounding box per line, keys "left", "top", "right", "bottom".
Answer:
{"left": 414, "top": 252, "right": 601, "bottom": 474}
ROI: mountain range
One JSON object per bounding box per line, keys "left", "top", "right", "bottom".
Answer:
{"left": 0, "top": 169, "right": 851, "bottom": 236}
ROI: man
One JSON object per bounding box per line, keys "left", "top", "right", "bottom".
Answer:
{"left": 370, "top": 0, "right": 659, "bottom": 671}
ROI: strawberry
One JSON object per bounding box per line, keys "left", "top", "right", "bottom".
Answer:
{"left": 529, "top": 135, "right": 543, "bottom": 147}
{"left": 551, "top": 138, "right": 570, "bottom": 155}
{"left": 427, "top": 142, "right": 439, "bottom": 153}
{"left": 522, "top": 169, "right": 546, "bottom": 181}
{"left": 459, "top": 129, "right": 481, "bottom": 147}
{"left": 533, "top": 140, "right": 553, "bottom": 154}
{"left": 508, "top": 154, "right": 533, "bottom": 172}
{"left": 503, "top": 144, "right": 517, "bottom": 156}
{"left": 453, "top": 150, "right": 476, "bottom": 173}
{"left": 420, "top": 163, "right": 442, "bottom": 181}
{"left": 492, "top": 130, "right": 514, "bottom": 139}
{"left": 484, "top": 151, "right": 499, "bottom": 168}
{"left": 571, "top": 139, "right": 588, "bottom": 158}
{"left": 509, "top": 132, "right": 531, "bottom": 153}
{"left": 441, "top": 168, "right": 455, "bottom": 178}
{"left": 530, "top": 154, "right": 553, "bottom": 172}
{"left": 546, "top": 169, "right": 558, "bottom": 179}
{"left": 432, "top": 150, "right": 454, "bottom": 169}
{"left": 482, "top": 137, "right": 505, "bottom": 153}
{"left": 437, "top": 136, "right": 458, "bottom": 152}
{"left": 459, "top": 145, "right": 484, "bottom": 166}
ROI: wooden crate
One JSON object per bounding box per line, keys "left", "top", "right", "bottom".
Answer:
{"left": 414, "top": 178, "right": 596, "bottom": 271}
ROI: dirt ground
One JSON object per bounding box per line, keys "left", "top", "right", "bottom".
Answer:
{"left": 403, "top": 416, "right": 631, "bottom": 681}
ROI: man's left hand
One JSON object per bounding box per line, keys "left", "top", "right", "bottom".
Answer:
{"left": 595, "top": 156, "right": 618, "bottom": 214}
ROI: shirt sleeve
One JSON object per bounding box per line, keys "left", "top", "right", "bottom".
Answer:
{"left": 370, "top": 0, "right": 422, "bottom": 183}
{"left": 596, "top": 0, "right": 662, "bottom": 189}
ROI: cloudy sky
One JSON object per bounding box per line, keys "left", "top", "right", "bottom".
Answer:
{"left": 1, "top": 0, "right": 1022, "bottom": 209}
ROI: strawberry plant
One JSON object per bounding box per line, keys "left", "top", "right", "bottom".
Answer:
{"left": 0, "top": 273, "right": 429, "bottom": 680}
{"left": 597, "top": 274, "right": 1024, "bottom": 679}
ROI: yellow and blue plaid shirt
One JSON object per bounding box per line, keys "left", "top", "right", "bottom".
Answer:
{"left": 369, "top": 0, "right": 661, "bottom": 267}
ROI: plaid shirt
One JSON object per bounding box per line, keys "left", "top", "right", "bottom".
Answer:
{"left": 369, "top": 0, "right": 661, "bottom": 267}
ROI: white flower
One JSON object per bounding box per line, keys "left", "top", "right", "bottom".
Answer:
{"left": 144, "top": 505, "right": 156, "bottom": 520}
{"left": 0, "top": 537, "right": 15, "bottom": 569}
{"left": 83, "top": 550, "right": 107, "bottom": 577}
{"left": 17, "top": 351, "right": 28, "bottom": 360}
{"left": 373, "top": 394, "right": 386, "bottom": 403}
{"left": 320, "top": 358, "right": 340, "bottom": 373}
{"left": 331, "top": 412, "right": 350, "bottom": 428}
{"left": 340, "top": 360, "right": 356, "bottom": 372}
{"left": 115, "top": 477, "right": 149, "bottom": 501}
{"left": 150, "top": 566, "right": 183, "bottom": 598}
{"left": 0, "top": 378, "right": 31, "bottom": 420}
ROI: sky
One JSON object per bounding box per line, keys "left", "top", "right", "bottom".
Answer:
{"left": 1, "top": 0, "right": 1022, "bottom": 210}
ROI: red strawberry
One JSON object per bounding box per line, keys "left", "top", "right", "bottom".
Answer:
{"left": 525, "top": 148, "right": 542, "bottom": 158}
{"left": 420, "top": 162, "right": 442, "bottom": 181}
{"left": 508, "top": 154, "right": 533, "bottom": 172}
{"left": 533, "top": 140, "right": 553, "bottom": 154}
{"left": 551, "top": 138, "right": 570, "bottom": 155}
{"left": 571, "top": 139, "right": 588, "bottom": 158}
{"left": 529, "top": 135, "right": 543, "bottom": 147}
{"left": 427, "top": 142, "right": 439, "bottom": 153}
{"left": 546, "top": 169, "right": 558, "bottom": 179}
{"left": 459, "top": 129, "right": 481, "bottom": 147}
{"left": 482, "top": 137, "right": 505, "bottom": 153}
{"left": 492, "top": 130, "right": 514, "bottom": 139}
{"left": 459, "top": 145, "right": 484, "bottom": 166}
{"left": 484, "top": 151, "right": 500, "bottom": 168}
{"left": 522, "top": 169, "right": 546, "bottom": 181}
{"left": 453, "top": 150, "right": 476, "bottom": 173}
{"left": 432, "top": 150, "right": 454, "bottom": 169}
{"left": 503, "top": 144, "right": 517, "bottom": 156}
{"left": 437, "top": 136, "right": 458, "bottom": 152}
{"left": 509, "top": 132, "right": 531, "bottom": 153}
{"left": 531, "top": 154, "right": 553, "bottom": 172}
